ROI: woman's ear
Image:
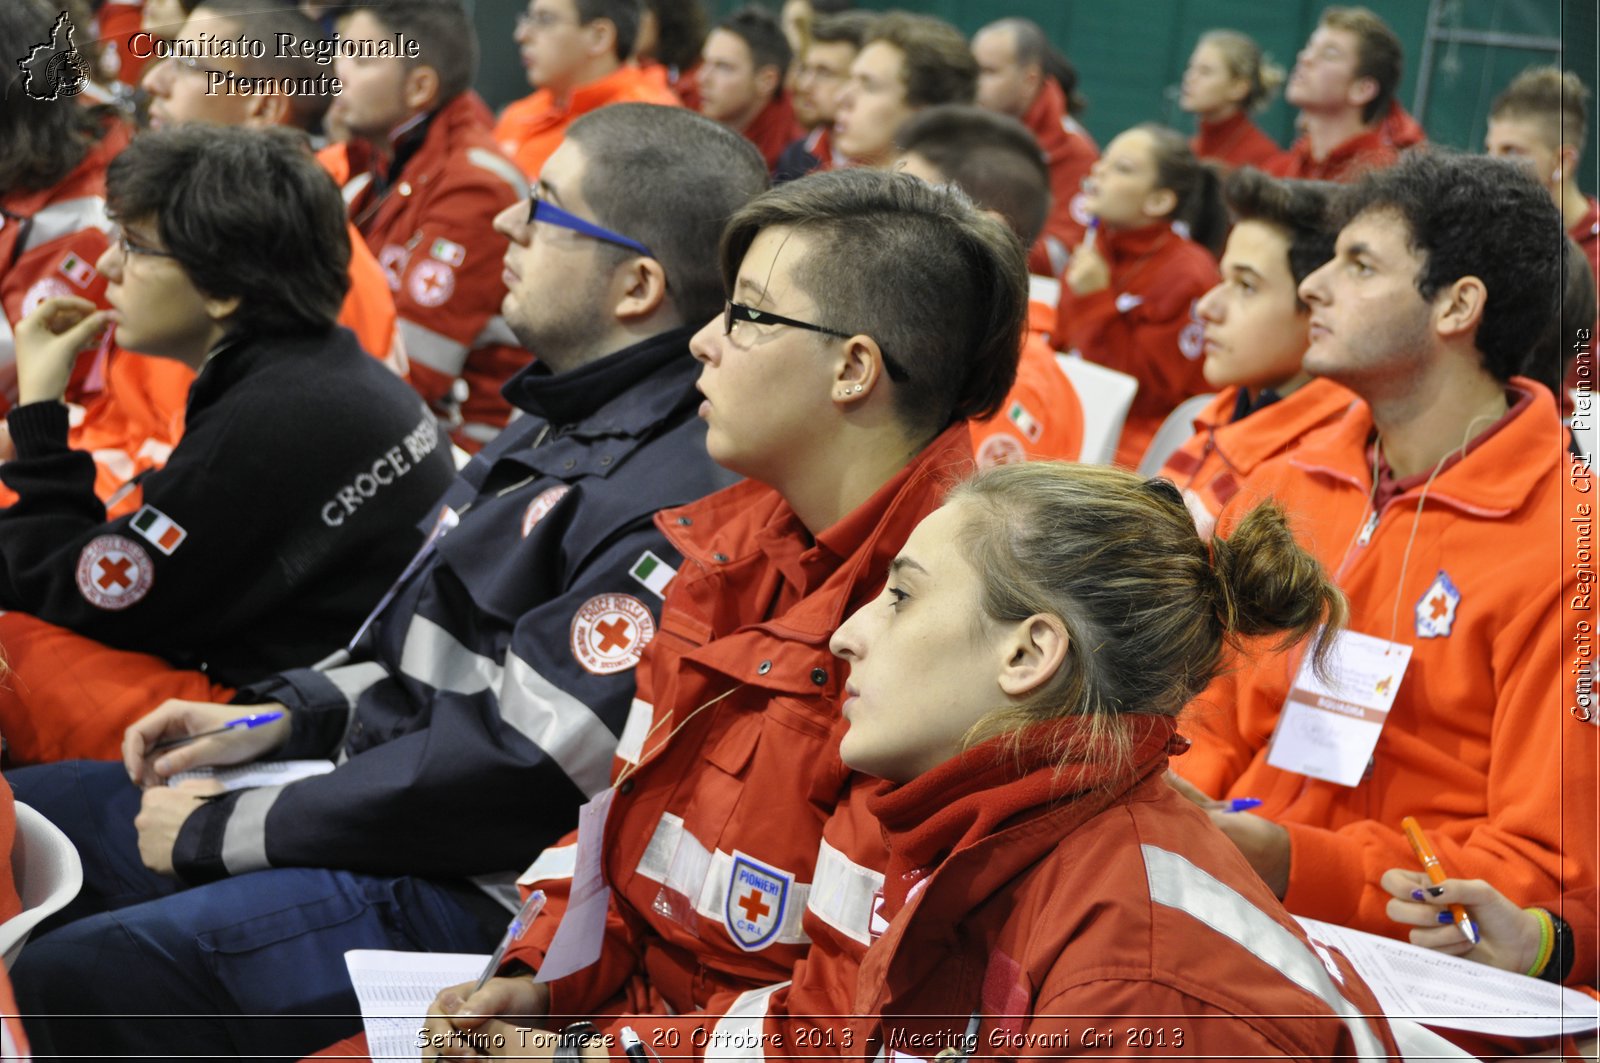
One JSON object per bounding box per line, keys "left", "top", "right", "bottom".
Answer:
{"left": 203, "top": 293, "right": 243, "bottom": 323}
{"left": 831, "top": 334, "right": 885, "bottom": 405}
{"left": 997, "top": 614, "right": 1068, "bottom": 698}
{"left": 1144, "top": 186, "right": 1179, "bottom": 220}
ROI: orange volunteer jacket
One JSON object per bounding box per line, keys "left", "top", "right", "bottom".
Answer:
{"left": 1021, "top": 78, "right": 1097, "bottom": 277}
{"left": 1160, "top": 377, "right": 1355, "bottom": 535}
{"left": 852, "top": 720, "right": 1399, "bottom": 1061}
{"left": 1266, "top": 101, "right": 1425, "bottom": 182}
{"left": 495, "top": 65, "right": 683, "bottom": 181}
{"left": 1055, "top": 221, "right": 1219, "bottom": 467}
{"left": 94, "top": 0, "right": 155, "bottom": 89}
{"left": 1192, "top": 110, "right": 1281, "bottom": 171}
{"left": 1180, "top": 382, "right": 1599, "bottom": 937}
{"left": 970, "top": 298, "right": 1083, "bottom": 466}
{"left": 329, "top": 92, "right": 529, "bottom": 450}
{"left": 505, "top": 425, "right": 975, "bottom": 1056}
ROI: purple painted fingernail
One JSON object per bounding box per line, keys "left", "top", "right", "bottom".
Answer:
{"left": 1437, "top": 911, "right": 1454, "bottom": 924}
{"left": 1411, "top": 889, "right": 1426, "bottom": 901}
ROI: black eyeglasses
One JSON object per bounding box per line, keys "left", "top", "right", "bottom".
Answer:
{"left": 110, "top": 223, "right": 178, "bottom": 261}
{"left": 722, "top": 300, "right": 909, "bottom": 382}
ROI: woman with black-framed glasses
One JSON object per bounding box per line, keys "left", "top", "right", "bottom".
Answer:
{"left": 0, "top": 125, "right": 456, "bottom": 761}
{"left": 423, "top": 167, "right": 1031, "bottom": 1059}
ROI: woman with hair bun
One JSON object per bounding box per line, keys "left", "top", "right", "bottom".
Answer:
{"left": 1181, "top": 30, "right": 1285, "bottom": 170}
{"left": 830, "top": 462, "right": 1399, "bottom": 1061}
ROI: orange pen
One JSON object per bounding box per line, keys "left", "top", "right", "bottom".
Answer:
{"left": 1401, "top": 816, "right": 1479, "bottom": 945}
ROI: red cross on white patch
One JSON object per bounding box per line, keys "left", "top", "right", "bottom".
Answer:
{"left": 1414, "top": 570, "right": 1461, "bottom": 638}
{"left": 75, "top": 535, "right": 154, "bottom": 610}
{"left": 408, "top": 259, "right": 456, "bottom": 308}
{"left": 569, "top": 593, "right": 655, "bottom": 675}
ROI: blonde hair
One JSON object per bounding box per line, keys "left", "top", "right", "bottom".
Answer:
{"left": 1492, "top": 66, "right": 1592, "bottom": 163}
{"left": 950, "top": 463, "right": 1345, "bottom": 771}
{"left": 1198, "top": 29, "right": 1285, "bottom": 113}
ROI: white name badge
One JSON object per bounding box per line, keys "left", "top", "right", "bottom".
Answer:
{"left": 534, "top": 787, "right": 615, "bottom": 983}
{"left": 1265, "top": 629, "right": 1412, "bottom": 787}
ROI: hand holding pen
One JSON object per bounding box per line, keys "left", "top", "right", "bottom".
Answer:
{"left": 1400, "top": 816, "right": 1479, "bottom": 945}
{"left": 123, "top": 698, "right": 293, "bottom": 787}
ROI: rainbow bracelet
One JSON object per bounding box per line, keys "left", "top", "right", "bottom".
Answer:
{"left": 1526, "top": 907, "right": 1556, "bottom": 978}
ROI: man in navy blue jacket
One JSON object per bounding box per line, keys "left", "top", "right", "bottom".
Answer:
{"left": 10, "top": 104, "right": 767, "bottom": 1058}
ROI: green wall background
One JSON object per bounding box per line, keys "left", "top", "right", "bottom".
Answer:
{"left": 472, "top": 0, "right": 1598, "bottom": 195}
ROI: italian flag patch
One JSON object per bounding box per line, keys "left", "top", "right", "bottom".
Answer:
{"left": 1007, "top": 401, "right": 1042, "bottom": 443}
{"left": 629, "top": 550, "right": 677, "bottom": 599}
{"left": 129, "top": 505, "right": 187, "bottom": 555}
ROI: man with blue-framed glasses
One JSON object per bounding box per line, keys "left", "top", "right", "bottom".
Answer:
{"left": 8, "top": 104, "right": 770, "bottom": 1059}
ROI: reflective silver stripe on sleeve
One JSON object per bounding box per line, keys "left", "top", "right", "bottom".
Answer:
{"left": 342, "top": 172, "right": 373, "bottom": 207}
{"left": 708, "top": 983, "right": 790, "bottom": 1062}
{"left": 1141, "top": 845, "right": 1389, "bottom": 1062}
{"left": 458, "top": 421, "right": 502, "bottom": 445}
{"left": 399, "top": 617, "right": 619, "bottom": 797}
{"left": 503, "top": 651, "right": 616, "bottom": 798}
{"left": 220, "top": 785, "right": 284, "bottom": 875}
{"left": 634, "top": 815, "right": 810, "bottom": 946}
{"left": 472, "top": 315, "right": 520, "bottom": 350}
{"left": 518, "top": 843, "right": 579, "bottom": 886}
{"left": 0, "top": 314, "right": 13, "bottom": 371}
{"left": 805, "top": 838, "right": 884, "bottom": 946}
{"left": 616, "top": 698, "right": 653, "bottom": 765}
{"left": 468, "top": 147, "right": 531, "bottom": 198}
{"left": 22, "top": 196, "right": 110, "bottom": 253}
{"left": 397, "top": 318, "right": 470, "bottom": 376}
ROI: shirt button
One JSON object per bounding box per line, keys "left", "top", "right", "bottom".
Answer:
{"left": 397, "top": 181, "right": 412, "bottom": 196}
{"left": 811, "top": 668, "right": 827, "bottom": 685}
{"left": 617, "top": 778, "right": 635, "bottom": 795}
{"left": 757, "top": 660, "right": 772, "bottom": 675}
{"left": 563, "top": 459, "right": 575, "bottom": 470}
{"left": 713, "top": 552, "right": 728, "bottom": 563}
{"left": 600, "top": 455, "right": 613, "bottom": 466}
{"left": 676, "top": 516, "right": 692, "bottom": 526}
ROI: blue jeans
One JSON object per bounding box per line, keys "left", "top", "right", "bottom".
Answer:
{"left": 8, "top": 761, "right": 507, "bottom": 1061}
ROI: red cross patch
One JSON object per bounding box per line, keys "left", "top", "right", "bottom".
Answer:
{"left": 75, "top": 535, "right": 154, "bottom": 611}
{"left": 407, "top": 259, "right": 456, "bottom": 308}
{"left": 521, "top": 485, "right": 571, "bottom": 538}
{"left": 976, "top": 431, "right": 1026, "bottom": 470}
{"left": 569, "top": 593, "right": 655, "bottom": 675}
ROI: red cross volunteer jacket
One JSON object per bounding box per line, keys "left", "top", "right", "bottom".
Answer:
{"left": 328, "top": 92, "right": 529, "bottom": 450}
{"left": 1159, "top": 377, "right": 1355, "bottom": 536}
{"left": 1179, "top": 381, "right": 1599, "bottom": 937}
{"left": 0, "top": 328, "right": 455, "bottom": 685}
{"left": 1054, "top": 220, "right": 1219, "bottom": 467}
{"left": 504, "top": 424, "right": 975, "bottom": 1056}
{"left": 850, "top": 721, "right": 1399, "bottom": 1061}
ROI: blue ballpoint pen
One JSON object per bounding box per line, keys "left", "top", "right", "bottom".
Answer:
{"left": 1223, "top": 797, "right": 1263, "bottom": 813}
{"left": 150, "top": 711, "right": 286, "bottom": 752}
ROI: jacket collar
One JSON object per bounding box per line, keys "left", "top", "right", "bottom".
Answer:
{"left": 1207, "top": 378, "right": 1356, "bottom": 475}
{"left": 1288, "top": 377, "right": 1560, "bottom": 516}
{"left": 660, "top": 422, "right": 975, "bottom": 646}
{"left": 504, "top": 324, "right": 701, "bottom": 433}
{"left": 538, "top": 64, "right": 650, "bottom": 120}
{"left": 1194, "top": 109, "right": 1255, "bottom": 156}
{"left": 1100, "top": 220, "right": 1177, "bottom": 265}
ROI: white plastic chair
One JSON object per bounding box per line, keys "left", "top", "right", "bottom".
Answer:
{"left": 1056, "top": 354, "right": 1139, "bottom": 466}
{"left": 1137, "top": 393, "right": 1217, "bottom": 477}
{"left": 0, "top": 802, "right": 84, "bottom": 969}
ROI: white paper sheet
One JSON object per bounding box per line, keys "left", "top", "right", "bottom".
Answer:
{"left": 343, "top": 950, "right": 487, "bottom": 1062}
{"left": 1298, "top": 916, "right": 1599, "bottom": 1038}
{"left": 166, "top": 759, "right": 334, "bottom": 791}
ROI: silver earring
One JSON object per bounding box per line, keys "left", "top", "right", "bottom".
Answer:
{"left": 853, "top": 384, "right": 863, "bottom": 393}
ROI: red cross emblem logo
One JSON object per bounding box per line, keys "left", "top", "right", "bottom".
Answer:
{"left": 725, "top": 852, "right": 793, "bottom": 951}
{"left": 1414, "top": 570, "right": 1461, "bottom": 639}
{"left": 408, "top": 259, "right": 456, "bottom": 308}
{"left": 75, "top": 535, "right": 154, "bottom": 611}
{"left": 569, "top": 593, "right": 656, "bottom": 675}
